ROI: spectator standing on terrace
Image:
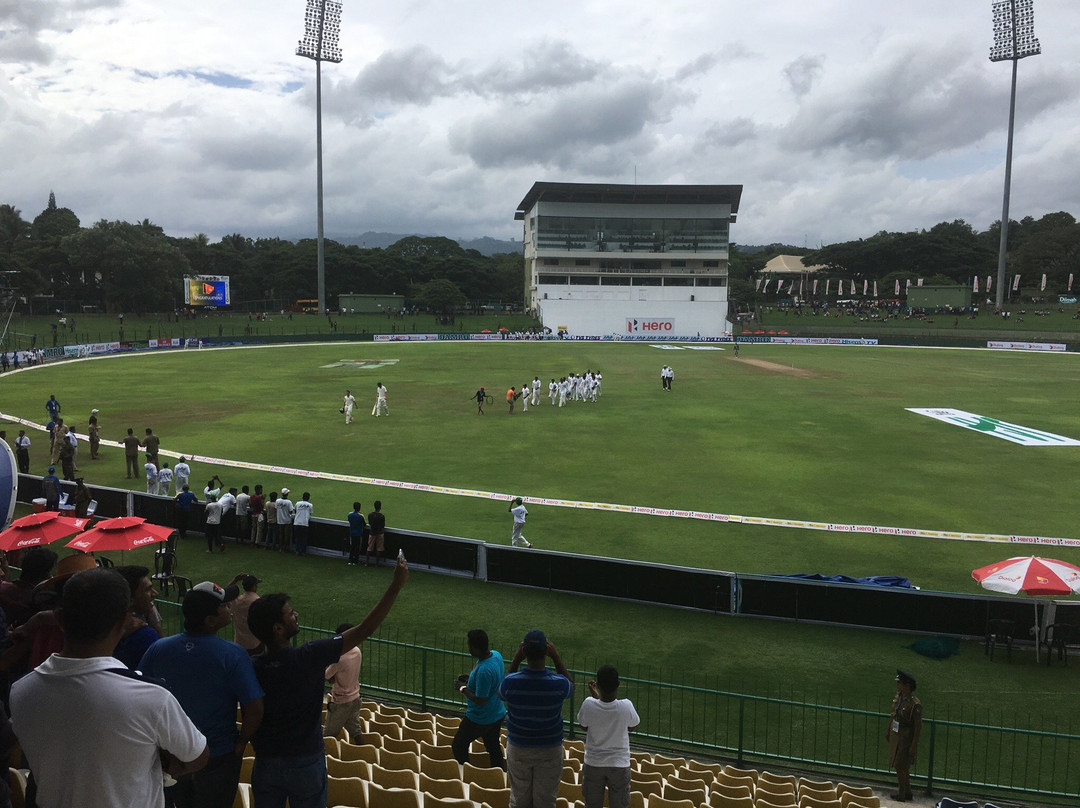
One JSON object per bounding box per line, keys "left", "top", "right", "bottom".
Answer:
{"left": 293, "top": 492, "right": 313, "bottom": 556}
{"left": 323, "top": 622, "right": 364, "bottom": 741}
{"left": 141, "top": 427, "right": 160, "bottom": 469}
{"left": 122, "top": 427, "right": 141, "bottom": 478}
{"left": 236, "top": 485, "right": 252, "bottom": 544}
{"left": 144, "top": 454, "right": 159, "bottom": 494}
{"left": 204, "top": 474, "right": 223, "bottom": 500}
{"left": 886, "top": 669, "right": 922, "bottom": 803}
{"left": 347, "top": 502, "right": 366, "bottom": 566}
{"left": 276, "top": 489, "right": 294, "bottom": 552}
{"left": 265, "top": 492, "right": 279, "bottom": 550}
{"left": 205, "top": 494, "right": 224, "bottom": 553}
{"left": 175, "top": 484, "right": 198, "bottom": 540}
{"left": 88, "top": 408, "right": 101, "bottom": 460}
{"left": 219, "top": 487, "right": 238, "bottom": 540}
{"left": 10, "top": 568, "right": 208, "bottom": 808}
{"left": 499, "top": 629, "right": 573, "bottom": 808}
{"left": 112, "top": 565, "right": 160, "bottom": 670}
{"left": 157, "top": 462, "right": 174, "bottom": 495}
{"left": 452, "top": 628, "right": 506, "bottom": 769}
{"left": 174, "top": 456, "right": 192, "bottom": 492}
{"left": 140, "top": 578, "right": 264, "bottom": 808}
{"left": 577, "top": 665, "right": 639, "bottom": 808}
{"left": 250, "top": 485, "right": 266, "bottom": 546}
{"left": 246, "top": 556, "right": 408, "bottom": 808}
{"left": 41, "top": 466, "right": 61, "bottom": 511}
{"left": 365, "top": 500, "right": 386, "bottom": 567}
{"left": 230, "top": 575, "right": 262, "bottom": 654}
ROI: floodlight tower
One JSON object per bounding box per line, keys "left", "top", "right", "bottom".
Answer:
{"left": 989, "top": 0, "right": 1040, "bottom": 310}
{"left": 297, "top": 0, "right": 343, "bottom": 319}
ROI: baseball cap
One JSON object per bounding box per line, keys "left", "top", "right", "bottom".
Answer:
{"left": 182, "top": 581, "right": 241, "bottom": 628}
{"left": 280, "top": 487, "right": 290, "bottom": 496}
{"left": 523, "top": 628, "right": 547, "bottom": 654}
{"left": 91, "top": 408, "right": 99, "bottom": 414}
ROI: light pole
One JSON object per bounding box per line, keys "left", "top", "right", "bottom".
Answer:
{"left": 989, "top": 0, "right": 1040, "bottom": 311}
{"left": 297, "top": 0, "right": 343, "bottom": 319}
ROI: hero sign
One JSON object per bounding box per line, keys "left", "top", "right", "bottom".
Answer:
{"left": 626, "top": 318, "right": 674, "bottom": 333}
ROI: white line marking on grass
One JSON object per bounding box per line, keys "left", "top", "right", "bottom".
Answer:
{"left": 4, "top": 409, "right": 1077, "bottom": 549}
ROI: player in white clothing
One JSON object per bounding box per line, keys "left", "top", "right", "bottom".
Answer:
{"left": 343, "top": 389, "right": 356, "bottom": 424}
{"left": 373, "top": 382, "right": 389, "bottom": 416}
{"left": 156, "top": 462, "right": 174, "bottom": 495}
{"left": 531, "top": 377, "right": 541, "bottom": 405}
{"left": 548, "top": 378, "right": 558, "bottom": 405}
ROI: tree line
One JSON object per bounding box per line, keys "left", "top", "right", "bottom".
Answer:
{"left": 726, "top": 211, "right": 1080, "bottom": 307}
{"left": 0, "top": 194, "right": 525, "bottom": 314}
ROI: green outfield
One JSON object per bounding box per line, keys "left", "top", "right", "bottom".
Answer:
{"left": 3, "top": 340, "right": 1080, "bottom": 592}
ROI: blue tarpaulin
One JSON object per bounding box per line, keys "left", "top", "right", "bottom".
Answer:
{"left": 780, "top": 574, "right": 918, "bottom": 589}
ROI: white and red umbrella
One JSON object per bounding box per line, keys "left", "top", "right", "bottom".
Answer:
{"left": 0, "top": 511, "right": 92, "bottom": 552}
{"left": 66, "top": 516, "right": 175, "bottom": 553}
{"left": 972, "top": 556, "right": 1080, "bottom": 659}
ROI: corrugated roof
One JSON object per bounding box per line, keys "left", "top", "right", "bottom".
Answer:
{"left": 514, "top": 182, "right": 743, "bottom": 220}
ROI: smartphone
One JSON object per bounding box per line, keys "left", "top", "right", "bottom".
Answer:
{"left": 398, "top": 548, "right": 406, "bottom": 562}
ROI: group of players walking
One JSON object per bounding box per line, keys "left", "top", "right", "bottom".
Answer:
{"left": 474, "top": 370, "right": 604, "bottom": 414}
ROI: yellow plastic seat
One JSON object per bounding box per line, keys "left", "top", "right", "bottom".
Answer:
{"left": 662, "top": 783, "right": 706, "bottom": 805}
{"left": 340, "top": 742, "right": 381, "bottom": 765}
{"left": 370, "top": 763, "right": 420, "bottom": 790}
{"left": 420, "top": 755, "right": 462, "bottom": 780}
{"left": 383, "top": 737, "right": 423, "bottom": 756}
{"left": 758, "top": 773, "right": 796, "bottom": 792}
{"left": 423, "top": 797, "right": 475, "bottom": 808}
{"left": 558, "top": 779, "right": 582, "bottom": 802}
{"left": 798, "top": 796, "right": 841, "bottom": 808}
{"left": 646, "top": 796, "right": 695, "bottom": 808}
{"left": 462, "top": 762, "right": 506, "bottom": 789}
{"left": 710, "top": 792, "right": 754, "bottom": 808}
{"left": 724, "top": 767, "right": 759, "bottom": 784}
{"left": 327, "top": 776, "right": 368, "bottom": 808}
{"left": 366, "top": 782, "right": 423, "bottom": 808}
{"left": 239, "top": 756, "right": 255, "bottom": 784}
{"left": 638, "top": 760, "right": 677, "bottom": 779}
{"left": 469, "top": 784, "right": 511, "bottom": 808}
{"left": 418, "top": 773, "right": 467, "bottom": 800}
{"left": 420, "top": 743, "right": 457, "bottom": 762}
{"left": 673, "top": 768, "right": 712, "bottom": 787}
{"left": 380, "top": 749, "right": 422, "bottom": 772}
{"left": 369, "top": 720, "right": 405, "bottom": 741}
{"left": 232, "top": 782, "right": 252, "bottom": 808}
{"left": 327, "top": 756, "right": 371, "bottom": 780}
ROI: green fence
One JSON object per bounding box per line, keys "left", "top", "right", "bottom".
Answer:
{"left": 157, "top": 602, "right": 1078, "bottom": 803}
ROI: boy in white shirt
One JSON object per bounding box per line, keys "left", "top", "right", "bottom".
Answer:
{"left": 577, "top": 665, "right": 640, "bottom": 808}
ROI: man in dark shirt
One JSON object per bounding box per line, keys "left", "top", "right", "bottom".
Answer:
{"left": 365, "top": 500, "right": 386, "bottom": 567}
{"left": 0, "top": 547, "right": 56, "bottom": 627}
{"left": 347, "top": 502, "right": 367, "bottom": 566}
{"left": 142, "top": 428, "right": 161, "bottom": 470}
{"left": 122, "top": 428, "right": 141, "bottom": 478}
{"left": 246, "top": 557, "right": 408, "bottom": 808}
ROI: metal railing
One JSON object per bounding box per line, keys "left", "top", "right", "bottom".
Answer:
{"left": 156, "top": 602, "right": 1079, "bottom": 803}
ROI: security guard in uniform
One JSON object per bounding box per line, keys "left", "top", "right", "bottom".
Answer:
{"left": 885, "top": 669, "right": 922, "bottom": 802}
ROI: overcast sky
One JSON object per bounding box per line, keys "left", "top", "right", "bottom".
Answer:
{"left": 1, "top": 0, "right": 1078, "bottom": 247}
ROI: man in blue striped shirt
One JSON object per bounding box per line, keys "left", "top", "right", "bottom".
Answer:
{"left": 498, "top": 629, "right": 574, "bottom": 808}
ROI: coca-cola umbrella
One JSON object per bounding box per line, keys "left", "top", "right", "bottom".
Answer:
{"left": 972, "top": 556, "right": 1080, "bottom": 661}
{"left": 67, "top": 516, "right": 175, "bottom": 558}
{"left": 0, "top": 511, "right": 92, "bottom": 552}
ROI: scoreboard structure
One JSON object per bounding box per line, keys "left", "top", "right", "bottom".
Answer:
{"left": 184, "top": 275, "right": 231, "bottom": 307}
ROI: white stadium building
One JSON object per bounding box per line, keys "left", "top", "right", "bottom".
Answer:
{"left": 514, "top": 182, "right": 743, "bottom": 338}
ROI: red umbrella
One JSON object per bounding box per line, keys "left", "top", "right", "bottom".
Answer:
{"left": 972, "top": 556, "right": 1080, "bottom": 660}
{"left": 0, "top": 512, "right": 91, "bottom": 551}
{"left": 66, "top": 516, "right": 175, "bottom": 553}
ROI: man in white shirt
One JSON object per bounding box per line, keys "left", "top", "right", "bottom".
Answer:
{"left": 14, "top": 430, "right": 30, "bottom": 474}
{"left": 373, "top": 382, "right": 389, "bottom": 417}
{"left": 174, "top": 457, "right": 192, "bottom": 492}
{"left": 531, "top": 377, "right": 541, "bottom": 406}
{"left": 508, "top": 497, "right": 532, "bottom": 548}
{"left": 204, "top": 495, "right": 224, "bottom": 554}
{"left": 577, "top": 665, "right": 640, "bottom": 808}
{"left": 236, "top": 486, "right": 251, "bottom": 544}
{"left": 275, "top": 488, "right": 294, "bottom": 552}
{"left": 10, "top": 568, "right": 208, "bottom": 808}
{"left": 157, "top": 462, "right": 174, "bottom": 495}
{"left": 292, "top": 492, "right": 314, "bottom": 556}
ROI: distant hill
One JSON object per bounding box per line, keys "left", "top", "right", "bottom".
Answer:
{"left": 335, "top": 232, "right": 521, "bottom": 256}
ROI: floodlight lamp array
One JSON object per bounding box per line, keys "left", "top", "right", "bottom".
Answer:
{"left": 296, "top": 0, "right": 343, "bottom": 62}
{"left": 989, "top": 0, "right": 1041, "bottom": 61}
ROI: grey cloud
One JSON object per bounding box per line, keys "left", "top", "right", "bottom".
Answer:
{"left": 779, "top": 46, "right": 1076, "bottom": 161}
{"left": 0, "top": 0, "right": 120, "bottom": 64}
{"left": 470, "top": 40, "right": 603, "bottom": 95}
{"left": 448, "top": 76, "right": 676, "bottom": 169}
{"left": 674, "top": 43, "right": 757, "bottom": 82}
{"left": 699, "top": 117, "right": 759, "bottom": 149}
{"left": 350, "top": 46, "right": 451, "bottom": 104}
{"left": 0, "top": 32, "right": 53, "bottom": 64}
{"left": 783, "top": 54, "right": 824, "bottom": 97}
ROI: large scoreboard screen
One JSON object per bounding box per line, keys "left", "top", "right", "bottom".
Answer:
{"left": 184, "top": 275, "right": 231, "bottom": 306}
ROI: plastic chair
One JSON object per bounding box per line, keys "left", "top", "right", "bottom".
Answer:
{"left": 340, "top": 742, "right": 381, "bottom": 765}
{"left": 423, "top": 797, "right": 474, "bottom": 808}
{"left": 1044, "top": 622, "right": 1080, "bottom": 666}
{"left": 716, "top": 772, "right": 756, "bottom": 794}
{"left": 663, "top": 783, "right": 706, "bottom": 805}
{"left": 233, "top": 782, "right": 252, "bottom": 808}
{"left": 561, "top": 766, "right": 578, "bottom": 784}
{"left": 327, "top": 776, "right": 368, "bottom": 808}
{"left": 327, "top": 756, "right": 371, "bottom": 780}
{"left": 673, "top": 768, "right": 712, "bottom": 787}
{"left": 371, "top": 764, "right": 420, "bottom": 790}
{"left": 646, "top": 796, "right": 695, "bottom": 808}
{"left": 418, "top": 773, "right": 467, "bottom": 800}
{"left": 402, "top": 725, "right": 437, "bottom": 745}
{"left": 151, "top": 548, "right": 177, "bottom": 595}
{"left": 383, "top": 737, "right": 422, "bottom": 756}
{"left": 462, "top": 762, "right": 506, "bottom": 789}
{"left": 710, "top": 792, "right": 754, "bottom": 808}
{"left": 630, "top": 779, "right": 664, "bottom": 799}
{"left": 684, "top": 760, "right": 725, "bottom": 778}
{"left": 652, "top": 753, "right": 687, "bottom": 769}
{"left": 558, "top": 779, "right": 583, "bottom": 802}
{"left": 9, "top": 768, "right": 27, "bottom": 808}
{"left": 834, "top": 785, "right": 873, "bottom": 801}
{"left": 798, "top": 795, "right": 841, "bottom": 808}
{"left": 840, "top": 798, "right": 880, "bottom": 808}
{"left": 470, "top": 784, "right": 512, "bottom": 808}
{"left": 420, "top": 743, "right": 457, "bottom": 762}
{"left": 380, "top": 749, "right": 421, "bottom": 772}
{"left": 797, "top": 780, "right": 836, "bottom": 800}
{"left": 379, "top": 705, "right": 409, "bottom": 720}
{"left": 984, "top": 618, "right": 1015, "bottom": 662}
{"left": 754, "top": 787, "right": 796, "bottom": 808}
{"left": 366, "top": 783, "right": 423, "bottom": 808}
{"left": 239, "top": 756, "right": 254, "bottom": 784}
{"left": 420, "top": 755, "right": 462, "bottom": 780}
{"left": 325, "top": 736, "right": 341, "bottom": 758}
{"left": 759, "top": 773, "right": 797, "bottom": 792}
{"left": 629, "top": 793, "right": 646, "bottom": 808}
{"left": 724, "top": 766, "right": 759, "bottom": 783}
{"left": 638, "top": 760, "right": 677, "bottom": 778}
{"left": 369, "top": 720, "right": 405, "bottom": 741}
